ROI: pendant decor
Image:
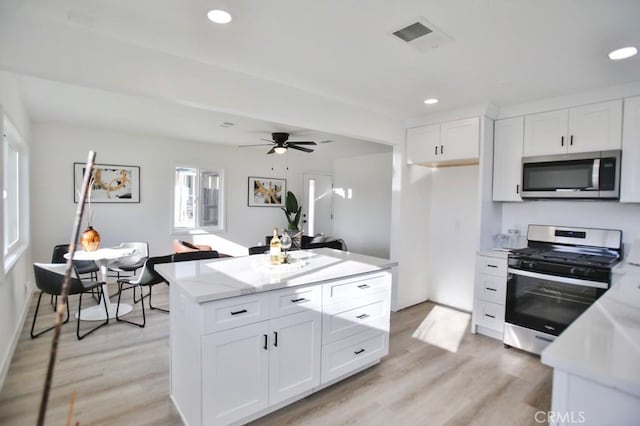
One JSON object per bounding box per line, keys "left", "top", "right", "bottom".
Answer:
{"left": 80, "top": 226, "right": 101, "bottom": 252}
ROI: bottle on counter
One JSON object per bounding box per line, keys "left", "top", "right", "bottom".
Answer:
{"left": 270, "top": 227, "right": 281, "bottom": 265}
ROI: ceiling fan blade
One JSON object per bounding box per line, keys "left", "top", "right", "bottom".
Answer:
{"left": 288, "top": 145, "right": 314, "bottom": 153}
{"left": 288, "top": 141, "right": 317, "bottom": 145}
{"left": 267, "top": 147, "right": 276, "bottom": 154}
{"left": 260, "top": 138, "right": 275, "bottom": 143}
{"left": 239, "top": 143, "right": 274, "bottom": 147}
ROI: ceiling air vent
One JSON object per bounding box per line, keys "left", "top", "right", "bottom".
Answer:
{"left": 390, "top": 17, "right": 452, "bottom": 52}
{"left": 393, "top": 22, "right": 432, "bottom": 43}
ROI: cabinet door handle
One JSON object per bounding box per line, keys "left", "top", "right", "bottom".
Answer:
{"left": 273, "top": 331, "right": 278, "bottom": 347}
{"left": 570, "top": 135, "right": 573, "bottom": 146}
{"left": 263, "top": 334, "right": 268, "bottom": 350}
{"left": 516, "top": 184, "right": 519, "bottom": 194}
{"left": 290, "top": 297, "right": 307, "bottom": 303}
{"left": 230, "top": 309, "right": 247, "bottom": 316}
{"left": 440, "top": 145, "right": 444, "bottom": 154}
{"left": 354, "top": 348, "right": 365, "bottom": 355}
{"left": 357, "top": 284, "right": 370, "bottom": 289}
{"left": 434, "top": 145, "right": 438, "bottom": 155}
{"left": 485, "top": 313, "right": 496, "bottom": 319}
{"left": 486, "top": 264, "right": 498, "bottom": 268}
{"left": 561, "top": 136, "right": 564, "bottom": 146}
{"left": 535, "top": 335, "right": 554, "bottom": 343}
{"left": 485, "top": 287, "right": 497, "bottom": 292}
{"left": 356, "top": 313, "right": 370, "bottom": 320}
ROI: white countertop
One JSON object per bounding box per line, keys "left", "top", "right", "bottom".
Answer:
{"left": 541, "top": 261, "right": 640, "bottom": 397}
{"left": 155, "top": 248, "right": 397, "bottom": 303}
{"left": 477, "top": 249, "right": 511, "bottom": 259}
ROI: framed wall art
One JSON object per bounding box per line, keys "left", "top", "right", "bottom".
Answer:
{"left": 74, "top": 163, "right": 141, "bottom": 203}
{"left": 248, "top": 176, "right": 286, "bottom": 207}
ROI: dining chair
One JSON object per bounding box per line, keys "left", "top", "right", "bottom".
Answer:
{"left": 31, "top": 263, "right": 109, "bottom": 340}
{"left": 116, "top": 251, "right": 220, "bottom": 327}
{"left": 108, "top": 241, "right": 149, "bottom": 280}
{"left": 50, "top": 243, "right": 101, "bottom": 308}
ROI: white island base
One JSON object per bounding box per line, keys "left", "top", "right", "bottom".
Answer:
{"left": 157, "top": 249, "right": 395, "bottom": 426}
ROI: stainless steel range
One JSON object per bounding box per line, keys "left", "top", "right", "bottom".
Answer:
{"left": 504, "top": 224, "right": 622, "bottom": 355}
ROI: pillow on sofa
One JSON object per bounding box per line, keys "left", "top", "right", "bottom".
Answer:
{"left": 310, "top": 233, "right": 325, "bottom": 244}
{"left": 173, "top": 240, "right": 213, "bottom": 253}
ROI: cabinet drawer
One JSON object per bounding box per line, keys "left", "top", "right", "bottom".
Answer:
{"left": 478, "top": 257, "right": 507, "bottom": 277}
{"left": 323, "top": 299, "right": 390, "bottom": 344}
{"left": 475, "top": 274, "right": 506, "bottom": 305}
{"left": 269, "top": 285, "right": 321, "bottom": 318}
{"left": 202, "top": 293, "right": 270, "bottom": 334}
{"left": 475, "top": 300, "right": 505, "bottom": 332}
{"left": 321, "top": 329, "right": 388, "bottom": 384}
{"left": 323, "top": 273, "right": 390, "bottom": 306}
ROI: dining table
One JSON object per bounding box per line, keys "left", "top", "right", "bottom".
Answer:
{"left": 65, "top": 247, "right": 139, "bottom": 320}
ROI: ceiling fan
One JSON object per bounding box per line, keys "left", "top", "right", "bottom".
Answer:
{"left": 239, "top": 132, "right": 317, "bottom": 154}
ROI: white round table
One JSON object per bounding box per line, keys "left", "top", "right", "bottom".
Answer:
{"left": 66, "top": 247, "right": 138, "bottom": 321}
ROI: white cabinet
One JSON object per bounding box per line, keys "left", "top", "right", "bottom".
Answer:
{"left": 493, "top": 116, "right": 524, "bottom": 201}
{"left": 471, "top": 252, "right": 508, "bottom": 340}
{"left": 202, "top": 322, "right": 270, "bottom": 425}
{"left": 407, "top": 123, "right": 439, "bottom": 164}
{"left": 621, "top": 96, "right": 640, "bottom": 203}
{"left": 406, "top": 117, "right": 479, "bottom": 166}
{"left": 523, "top": 100, "right": 622, "bottom": 157}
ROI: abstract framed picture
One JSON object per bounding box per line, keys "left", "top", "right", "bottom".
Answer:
{"left": 248, "top": 177, "right": 286, "bottom": 207}
{"left": 74, "top": 163, "right": 141, "bottom": 203}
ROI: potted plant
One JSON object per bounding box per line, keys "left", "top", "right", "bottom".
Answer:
{"left": 281, "top": 191, "right": 303, "bottom": 249}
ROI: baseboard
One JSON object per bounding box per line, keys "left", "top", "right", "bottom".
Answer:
{"left": 0, "top": 290, "right": 33, "bottom": 391}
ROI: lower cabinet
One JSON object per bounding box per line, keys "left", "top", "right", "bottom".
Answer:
{"left": 202, "top": 309, "right": 321, "bottom": 425}
{"left": 172, "top": 270, "right": 392, "bottom": 426}
{"left": 471, "top": 251, "right": 508, "bottom": 340}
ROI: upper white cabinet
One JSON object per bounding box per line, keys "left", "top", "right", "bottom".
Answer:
{"left": 621, "top": 96, "right": 640, "bottom": 203}
{"left": 406, "top": 123, "right": 440, "bottom": 164}
{"left": 406, "top": 117, "right": 479, "bottom": 166}
{"left": 523, "top": 99, "right": 622, "bottom": 157}
{"left": 493, "top": 116, "right": 524, "bottom": 202}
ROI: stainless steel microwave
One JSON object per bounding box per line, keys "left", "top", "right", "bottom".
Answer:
{"left": 521, "top": 150, "right": 621, "bottom": 199}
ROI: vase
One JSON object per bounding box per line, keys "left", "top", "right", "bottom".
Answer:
{"left": 80, "top": 226, "right": 101, "bottom": 252}
{"left": 286, "top": 229, "right": 303, "bottom": 250}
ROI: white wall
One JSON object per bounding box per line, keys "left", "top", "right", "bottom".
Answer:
{"left": 30, "top": 122, "right": 334, "bottom": 262}
{"left": 0, "top": 71, "right": 32, "bottom": 390}
{"left": 428, "top": 166, "right": 480, "bottom": 312}
{"left": 332, "top": 152, "right": 392, "bottom": 258}
{"left": 502, "top": 201, "right": 640, "bottom": 246}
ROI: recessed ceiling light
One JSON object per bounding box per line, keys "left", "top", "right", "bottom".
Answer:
{"left": 424, "top": 98, "right": 439, "bottom": 105}
{"left": 608, "top": 46, "right": 637, "bottom": 60}
{"left": 207, "top": 10, "right": 232, "bottom": 24}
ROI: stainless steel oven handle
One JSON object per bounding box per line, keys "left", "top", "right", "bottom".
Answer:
{"left": 507, "top": 268, "right": 608, "bottom": 289}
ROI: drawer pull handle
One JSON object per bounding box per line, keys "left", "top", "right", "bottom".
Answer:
{"left": 291, "top": 297, "right": 307, "bottom": 303}
{"left": 273, "top": 331, "right": 278, "bottom": 347}
{"left": 230, "top": 309, "right": 248, "bottom": 316}
{"left": 357, "top": 284, "right": 370, "bottom": 289}
{"left": 263, "top": 334, "right": 268, "bottom": 350}
{"left": 535, "top": 335, "right": 554, "bottom": 343}
{"left": 486, "top": 264, "right": 498, "bottom": 268}
{"left": 484, "top": 314, "right": 496, "bottom": 319}
{"left": 485, "top": 287, "right": 497, "bottom": 292}
{"left": 354, "top": 348, "right": 365, "bottom": 355}
{"left": 356, "top": 313, "right": 370, "bottom": 320}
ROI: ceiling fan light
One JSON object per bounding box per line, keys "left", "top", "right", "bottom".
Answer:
{"left": 274, "top": 146, "right": 287, "bottom": 154}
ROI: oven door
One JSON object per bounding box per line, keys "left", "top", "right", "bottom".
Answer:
{"left": 505, "top": 268, "right": 608, "bottom": 336}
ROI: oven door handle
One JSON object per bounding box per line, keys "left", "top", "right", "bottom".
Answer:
{"left": 507, "top": 268, "right": 608, "bottom": 289}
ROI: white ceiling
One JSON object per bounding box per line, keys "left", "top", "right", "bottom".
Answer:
{"left": 2, "top": 0, "right": 640, "bottom": 150}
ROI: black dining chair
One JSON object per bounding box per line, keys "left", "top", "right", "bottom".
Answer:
{"left": 31, "top": 263, "right": 109, "bottom": 340}
{"left": 50, "top": 244, "right": 101, "bottom": 308}
{"left": 116, "top": 251, "right": 220, "bottom": 327}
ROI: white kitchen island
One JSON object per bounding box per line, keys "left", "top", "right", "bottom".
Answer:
{"left": 156, "top": 248, "right": 397, "bottom": 426}
{"left": 541, "top": 262, "right": 640, "bottom": 426}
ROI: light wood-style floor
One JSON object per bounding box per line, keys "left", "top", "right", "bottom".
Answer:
{"left": 0, "top": 284, "right": 551, "bottom": 425}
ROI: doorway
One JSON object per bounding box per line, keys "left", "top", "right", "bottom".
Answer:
{"left": 302, "top": 173, "right": 333, "bottom": 236}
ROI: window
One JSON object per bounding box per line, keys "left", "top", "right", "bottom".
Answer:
{"left": 173, "top": 167, "right": 224, "bottom": 232}
{"left": 3, "top": 116, "right": 28, "bottom": 271}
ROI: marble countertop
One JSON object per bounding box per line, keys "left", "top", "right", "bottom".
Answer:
{"left": 541, "top": 261, "right": 640, "bottom": 397}
{"left": 155, "top": 248, "right": 397, "bottom": 303}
